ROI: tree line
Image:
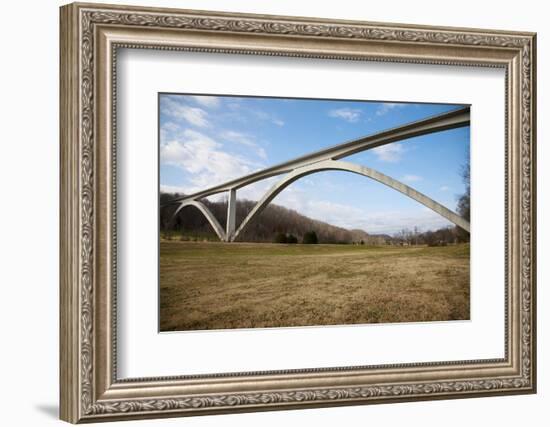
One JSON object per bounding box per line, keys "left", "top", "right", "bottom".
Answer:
{"left": 392, "top": 225, "right": 468, "bottom": 246}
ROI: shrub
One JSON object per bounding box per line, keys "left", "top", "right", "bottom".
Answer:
{"left": 302, "top": 231, "right": 318, "bottom": 244}
{"left": 274, "top": 232, "right": 287, "bottom": 244}
{"left": 286, "top": 234, "right": 298, "bottom": 244}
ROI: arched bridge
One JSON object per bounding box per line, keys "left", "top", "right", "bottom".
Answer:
{"left": 164, "top": 106, "right": 470, "bottom": 242}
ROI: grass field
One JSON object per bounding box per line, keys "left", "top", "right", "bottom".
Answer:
{"left": 159, "top": 241, "right": 470, "bottom": 332}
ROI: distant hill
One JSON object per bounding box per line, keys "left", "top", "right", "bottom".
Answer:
{"left": 160, "top": 193, "right": 384, "bottom": 244}
{"left": 350, "top": 229, "right": 392, "bottom": 245}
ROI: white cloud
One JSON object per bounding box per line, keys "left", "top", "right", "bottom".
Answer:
{"left": 254, "top": 110, "right": 285, "bottom": 126}
{"left": 220, "top": 130, "right": 267, "bottom": 159}
{"left": 161, "top": 121, "right": 179, "bottom": 133}
{"left": 190, "top": 95, "right": 221, "bottom": 109}
{"left": 179, "top": 106, "right": 209, "bottom": 127}
{"left": 237, "top": 177, "right": 278, "bottom": 201}
{"left": 375, "top": 102, "right": 404, "bottom": 116}
{"left": 272, "top": 186, "right": 451, "bottom": 234}
{"left": 257, "top": 148, "right": 268, "bottom": 160}
{"left": 328, "top": 108, "right": 362, "bottom": 123}
{"left": 221, "top": 130, "right": 254, "bottom": 146}
{"left": 402, "top": 174, "right": 423, "bottom": 183}
{"left": 372, "top": 143, "right": 404, "bottom": 162}
{"left": 214, "top": 101, "right": 284, "bottom": 127}
{"left": 160, "top": 121, "right": 182, "bottom": 141}
{"left": 160, "top": 129, "right": 262, "bottom": 194}
{"left": 161, "top": 97, "right": 210, "bottom": 128}
{"left": 440, "top": 185, "right": 450, "bottom": 192}
{"left": 303, "top": 200, "right": 364, "bottom": 225}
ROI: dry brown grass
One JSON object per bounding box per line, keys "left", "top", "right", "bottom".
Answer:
{"left": 159, "top": 242, "right": 470, "bottom": 331}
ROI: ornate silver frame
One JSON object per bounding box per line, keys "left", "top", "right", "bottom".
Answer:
{"left": 60, "top": 2, "right": 537, "bottom": 423}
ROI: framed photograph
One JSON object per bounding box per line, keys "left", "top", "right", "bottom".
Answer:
{"left": 60, "top": 2, "right": 537, "bottom": 423}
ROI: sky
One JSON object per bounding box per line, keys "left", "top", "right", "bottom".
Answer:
{"left": 159, "top": 94, "right": 470, "bottom": 235}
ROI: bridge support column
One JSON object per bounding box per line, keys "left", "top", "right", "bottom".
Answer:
{"left": 226, "top": 189, "right": 236, "bottom": 242}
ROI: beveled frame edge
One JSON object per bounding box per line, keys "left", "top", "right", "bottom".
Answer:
{"left": 59, "top": 2, "right": 536, "bottom": 423}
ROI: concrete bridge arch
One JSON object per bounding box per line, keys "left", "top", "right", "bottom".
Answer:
{"left": 231, "top": 159, "right": 470, "bottom": 241}
{"left": 172, "top": 199, "right": 226, "bottom": 241}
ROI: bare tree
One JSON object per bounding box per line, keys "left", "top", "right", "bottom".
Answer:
{"left": 457, "top": 156, "right": 470, "bottom": 221}
{"left": 455, "top": 152, "right": 470, "bottom": 243}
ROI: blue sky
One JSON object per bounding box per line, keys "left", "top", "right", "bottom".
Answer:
{"left": 159, "top": 94, "right": 469, "bottom": 234}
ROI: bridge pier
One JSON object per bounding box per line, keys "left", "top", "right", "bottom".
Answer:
{"left": 226, "top": 188, "right": 236, "bottom": 242}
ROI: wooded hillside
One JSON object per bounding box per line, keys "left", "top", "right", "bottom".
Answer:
{"left": 159, "top": 193, "right": 385, "bottom": 244}
{"left": 160, "top": 193, "right": 468, "bottom": 245}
